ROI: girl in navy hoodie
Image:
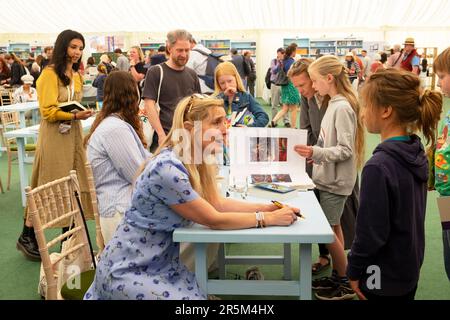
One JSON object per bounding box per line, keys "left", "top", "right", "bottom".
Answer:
{"left": 347, "top": 68, "right": 443, "bottom": 300}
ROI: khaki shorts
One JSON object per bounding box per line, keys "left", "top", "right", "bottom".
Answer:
{"left": 319, "top": 190, "right": 347, "bottom": 226}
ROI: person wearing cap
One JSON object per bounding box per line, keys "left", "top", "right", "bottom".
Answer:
{"left": 400, "top": 37, "right": 420, "bottom": 74}
{"left": 13, "top": 74, "right": 37, "bottom": 104}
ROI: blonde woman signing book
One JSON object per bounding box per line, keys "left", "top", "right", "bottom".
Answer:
{"left": 16, "top": 30, "right": 94, "bottom": 261}
{"left": 84, "top": 94, "right": 298, "bottom": 300}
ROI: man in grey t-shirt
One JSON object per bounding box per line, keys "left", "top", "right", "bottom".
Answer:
{"left": 142, "top": 29, "right": 200, "bottom": 151}
{"left": 114, "top": 48, "right": 130, "bottom": 72}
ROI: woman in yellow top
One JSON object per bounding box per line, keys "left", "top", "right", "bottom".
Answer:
{"left": 17, "top": 30, "right": 94, "bottom": 261}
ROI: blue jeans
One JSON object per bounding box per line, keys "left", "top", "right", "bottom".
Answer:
{"left": 443, "top": 229, "right": 450, "bottom": 281}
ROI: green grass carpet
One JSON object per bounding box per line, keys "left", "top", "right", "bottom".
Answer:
{"left": 0, "top": 97, "right": 449, "bottom": 299}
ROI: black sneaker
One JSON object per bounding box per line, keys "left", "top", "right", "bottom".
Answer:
{"left": 311, "top": 276, "right": 338, "bottom": 290}
{"left": 284, "top": 122, "right": 291, "bottom": 128}
{"left": 268, "top": 121, "right": 277, "bottom": 128}
{"left": 314, "top": 284, "right": 357, "bottom": 300}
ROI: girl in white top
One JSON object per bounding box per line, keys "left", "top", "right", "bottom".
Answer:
{"left": 13, "top": 74, "right": 37, "bottom": 103}
{"left": 294, "top": 55, "right": 365, "bottom": 300}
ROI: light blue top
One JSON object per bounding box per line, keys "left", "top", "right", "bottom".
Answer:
{"left": 87, "top": 115, "right": 150, "bottom": 217}
{"left": 84, "top": 148, "right": 206, "bottom": 300}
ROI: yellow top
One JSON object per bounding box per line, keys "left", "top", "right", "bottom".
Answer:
{"left": 36, "top": 67, "right": 84, "bottom": 122}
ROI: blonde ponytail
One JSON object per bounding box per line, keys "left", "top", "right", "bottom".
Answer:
{"left": 309, "top": 55, "right": 365, "bottom": 168}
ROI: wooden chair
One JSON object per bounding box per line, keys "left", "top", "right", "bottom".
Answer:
{"left": 26, "top": 170, "right": 96, "bottom": 300}
{"left": 0, "top": 90, "right": 13, "bottom": 106}
{"left": 85, "top": 161, "right": 105, "bottom": 254}
{"left": 0, "top": 111, "right": 35, "bottom": 190}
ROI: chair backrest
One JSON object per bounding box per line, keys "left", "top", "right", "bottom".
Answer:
{"left": 0, "top": 91, "right": 12, "bottom": 106}
{"left": 0, "top": 111, "right": 20, "bottom": 130}
{"left": 85, "top": 161, "right": 105, "bottom": 254}
{"left": 26, "top": 170, "right": 94, "bottom": 300}
{"left": 0, "top": 111, "right": 21, "bottom": 152}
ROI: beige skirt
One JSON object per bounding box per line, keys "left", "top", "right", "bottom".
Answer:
{"left": 26, "top": 119, "right": 93, "bottom": 227}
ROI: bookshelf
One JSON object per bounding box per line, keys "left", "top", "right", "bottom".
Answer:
{"left": 201, "top": 39, "right": 231, "bottom": 56}
{"left": 310, "top": 40, "right": 337, "bottom": 56}
{"left": 231, "top": 40, "right": 257, "bottom": 64}
{"left": 283, "top": 38, "right": 366, "bottom": 58}
{"left": 337, "top": 39, "right": 363, "bottom": 56}
{"left": 231, "top": 41, "right": 256, "bottom": 56}
{"left": 283, "top": 38, "right": 310, "bottom": 56}
{"left": 140, "top": 42, "right": 165, "bottom": 56}
{"left": 417, "top": 47, "right": 438, "bottom": 90}
{"left": 8, "top": 43, "right": 31, "bottom": 60}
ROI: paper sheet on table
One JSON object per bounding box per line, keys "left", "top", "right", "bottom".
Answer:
{"left": 228, "top": 127, "right": 314, "bottom": 190}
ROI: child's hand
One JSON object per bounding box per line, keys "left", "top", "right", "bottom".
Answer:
{"left": 224, "top": 87, "right": 236, "bottom": 97}
{"left": 349, "top": 280, "right": 367, "bottom": 300}
{"left": 294, "top": 144, "right": 313, "bottom": 158}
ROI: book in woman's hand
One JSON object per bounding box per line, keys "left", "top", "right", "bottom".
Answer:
{"left": 58, "top": 101, "right": 86, "bottom": 113}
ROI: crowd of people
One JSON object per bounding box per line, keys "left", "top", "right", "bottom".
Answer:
{"left": 5, "top": 27, "right": 450, "bottom": 301}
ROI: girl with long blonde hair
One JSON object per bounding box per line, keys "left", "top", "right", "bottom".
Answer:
{"left": 85, "top": 94, "right": 299, "bottom": 300}
{"left": 214, "top": 61, "right": 268, "bottom": 128}
{"left": 294, "top": 55, "right": 365, "bottom": 300}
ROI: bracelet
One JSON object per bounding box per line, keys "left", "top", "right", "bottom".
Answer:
{"left": 255, "top": 211, "right": 265, "bottom": 228}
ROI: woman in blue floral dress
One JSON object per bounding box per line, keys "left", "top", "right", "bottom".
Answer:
{"left": 84, "top": 94, "right": 299, "bottom": 300}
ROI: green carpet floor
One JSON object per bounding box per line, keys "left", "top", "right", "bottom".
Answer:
{"left": 0, "top": 98, "right": 449, "bottom": 300}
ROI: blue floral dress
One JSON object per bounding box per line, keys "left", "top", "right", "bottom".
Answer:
{"left": 84, "top": 148, "right": 206, "bottom": 300}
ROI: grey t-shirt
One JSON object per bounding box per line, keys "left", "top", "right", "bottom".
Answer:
{"left": 142, "top": 63, "right": 200, "bottom": 133}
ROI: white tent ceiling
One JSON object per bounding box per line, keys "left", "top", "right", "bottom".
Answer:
{"left": 1, "top": 0, "right": 450, "bottom": 34}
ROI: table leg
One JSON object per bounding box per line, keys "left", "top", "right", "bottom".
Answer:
{"left": 16, "top": 137, "right": 28, "bottom": 207}
{"left": 195, "top": 243, "right": 208, "bottom": 294}
{"left": 218, "top": 243, "right": 225, "bottom": 279}
{"left": 299, "top": 243, "right": 312, "bottom": 300}
{"left": 283, "top": 243, "right": 292, "bottom": 280}
{"left": 19, "top": 112, "right": 28, "bottom": 145}
{"left": 19, "top": 112, "right": 26, "bottom": 129}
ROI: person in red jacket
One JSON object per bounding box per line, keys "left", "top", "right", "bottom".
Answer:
{"left": 400, "top": 37, "right": 420, "bottom": 74}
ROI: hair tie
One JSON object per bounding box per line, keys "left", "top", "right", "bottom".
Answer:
{"left": 419, "top": 90, "right": 427, "bottom": 105}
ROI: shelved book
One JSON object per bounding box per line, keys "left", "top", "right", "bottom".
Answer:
{"left": 58, "top": 101, "right": 86, "bottom": 113}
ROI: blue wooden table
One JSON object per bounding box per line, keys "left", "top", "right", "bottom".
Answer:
{"left": 173, "top": 191, "right": 334, "bottom": 299}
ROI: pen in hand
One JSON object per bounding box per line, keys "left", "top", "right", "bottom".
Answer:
{"left": 271, "top": 200, "right": 305, "bottom": 219}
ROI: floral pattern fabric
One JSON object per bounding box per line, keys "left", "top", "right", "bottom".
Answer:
{"left": 84, "top": 148, "right": 206, "bottom": 300}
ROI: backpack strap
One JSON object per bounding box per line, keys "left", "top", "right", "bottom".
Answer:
{"left": 156, "top": 64, "right": 163, "bottom": 105}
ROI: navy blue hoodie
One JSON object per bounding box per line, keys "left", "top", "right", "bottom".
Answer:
{"left": 347, "top": 135, "right": 428, "bottom": 296}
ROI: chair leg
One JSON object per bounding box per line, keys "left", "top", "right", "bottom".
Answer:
{"left": 0, "top": 176, "right": 4, "bottom": 193}
{"left": 7, "top": 152, "right": 11, "bottom": 191}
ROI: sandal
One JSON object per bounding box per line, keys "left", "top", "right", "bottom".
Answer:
{"left": 312, "top": 255, "right": 331, "bottom": 275}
